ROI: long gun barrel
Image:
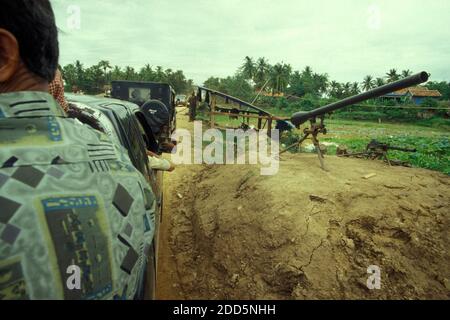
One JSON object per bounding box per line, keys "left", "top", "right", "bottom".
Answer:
{"left": 291, "top": 71, "right": 429, "bottom": 126}
{"left": 367, "top": 140, "right": 417, "bottom": 153}
{"left": 385, "top": 145, "right": 417, "bottom": 153}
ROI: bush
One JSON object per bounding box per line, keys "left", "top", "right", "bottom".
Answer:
{"left": 276, "top": 97, "right": 290, "bottom": 109}
{"left": 421, "top": 98, "right": 438, "bottom": 109}
{"left": 385, "top": 99, "right": 397, "bottom": 106}
{"left": 416, "top": 117, "right": 450, "bottom": 130}
{"left": 334, "top": 111, "right": 385, "bottom": 121}
{"left": 297, "top": 96, "right": 317, "bottom": 111}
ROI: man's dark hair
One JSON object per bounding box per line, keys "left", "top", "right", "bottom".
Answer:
{"left": 0, "top": 0, "right": 59, "bottom": 82}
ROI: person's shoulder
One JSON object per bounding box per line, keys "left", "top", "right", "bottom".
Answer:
{"left": 0, "top": 91, "right": 65, "bottom": 118}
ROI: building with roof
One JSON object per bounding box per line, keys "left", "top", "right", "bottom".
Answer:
{"left": 382, "top": 86, "right": 442, "bottom": 105}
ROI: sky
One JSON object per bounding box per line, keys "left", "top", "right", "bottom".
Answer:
{"left": 51, "top": 0, "right": 450, "bottom": 85}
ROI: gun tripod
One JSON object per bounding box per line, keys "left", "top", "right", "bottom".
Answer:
{"left": 280, "top": 117, "right": 328, "bottom": 171}
{"left": 338, "top": 140, "right": 416, "bottom": 167}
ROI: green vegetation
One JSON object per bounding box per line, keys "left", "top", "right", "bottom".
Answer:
{"left": 202, "top": 57, "right": 450, "bottom": 104}
{"left": 61, "top": 60, "right": 194, "bottom": 95}
{"left": 202, "top": 57, "right": 449, "bottom": 132}
{"left": 279, "top": 119, "right": 450, "bottom": 175}
{"left": 321, "top": 135, "right": 450, "bottom": 175}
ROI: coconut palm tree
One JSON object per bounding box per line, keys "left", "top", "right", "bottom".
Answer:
{"left": 386, "top": 69, "right": 400, "bottom": 83}
{"left": 329, "top": 81, "right": 342, "bottom": 98}
{"left": 124, "top": 66, "right": 136, "bottom": 80}
{"left": 401, "top": 69, "right": 412, "bottom": 78}
{"left": 375, "top": 77, "right": 385, "bottom": 87}
{"left": 240, "top": 56, "right": 255, "bottom": 80}
{"left": 139, "top": 64, "right": 154, "bottom": 81}
{"left": 110, "top": 66, "right": 123, "bottom": 81}
{"left": 362, "top": 75, "right": 375, "bottom": 91}
{"left": 155, "top": 66, "right": 165, "bottom": 82}
{"left": 342, "top": 82, "right": 352, "bottom": 97}
{"left": 302, "top": 66, "right": 313, "bottom": 78}
{"left": 313, "top": 73, "right": 329, "bottom": 95}
{"left": 269, "top": 63, "right": 292, "bottom": 94}
{"left": 254, "top": 57, "right": 270, "bottom": 90}
{"left": 62, "top": 63, "right": 77, "bottom": 87}
{"left": 98, "top": 60, "right": 112, "bottom": 83}
{"left": 351, "top": 82, "right": 360, "bottom": 95}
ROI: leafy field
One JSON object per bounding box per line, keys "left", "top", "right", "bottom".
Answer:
{"left": 286, "top": 119, "right": 450, "bottom": 175}
{"left": 195, "top": 108, "right": 449, "bottom": 175}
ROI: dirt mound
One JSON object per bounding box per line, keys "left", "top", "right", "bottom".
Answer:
{"left": 164, "top": 153, "right": 449, "bottom": 300}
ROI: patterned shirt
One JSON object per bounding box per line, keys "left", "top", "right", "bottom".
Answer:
{"left": 0, "top": 91, "right": 155, "bottom": 300}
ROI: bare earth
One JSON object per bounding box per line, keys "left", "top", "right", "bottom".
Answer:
{"left": 156, "top": 111, "right": 450, "bottom": 300}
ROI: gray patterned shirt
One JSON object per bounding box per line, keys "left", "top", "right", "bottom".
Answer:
{"left": 0, "top": 91, "right": 155, "bottom": 300}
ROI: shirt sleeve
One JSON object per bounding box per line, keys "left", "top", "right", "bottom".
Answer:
{"left": 148, "top": 156, "right": 171, "bottom": 171}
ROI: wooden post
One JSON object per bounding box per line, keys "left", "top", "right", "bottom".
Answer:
{"left": 210, "top": 95, "right": 216, "bottom": 129}
{"left": 267, "top": 117, "right": 273, "bottom": 138}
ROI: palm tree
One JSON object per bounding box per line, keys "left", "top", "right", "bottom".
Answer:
{"left": 362, "top": 75, "right": 375, "bottom": 91}
{"left": 329, "top": 81, "right": 342, "bottom": 98}
{"left": 155, "top": 66, "right": 165, "bottom": 82}
{"left": 401, "top": 69, "right": 412, "bottom": 78}
{"left": 302, "top": 66, "right": 313, "bottom": 78}
{"left": 386, "top": 69, "right": 400, "bottom": 83}
{"left": 97, "top": 60, "right": 112, "bottom": 83}
{"left": 375, "top": 77, "right": 385, "bottom": 87}
{"left": 342, "top": 82, "right": 352, "bottom": 97}
{"left": 62, "top": 64, "right": 77, "bottom": 87}
{"left": 111, "top": 66, "right": 123, "bottom": 81}
{"left": 254, "top": 57, "right": 270, "bottom": 90}
{"left": 124, "top": 66, "right": 136, "bottom": 80}
{"left": 313, "top": 73, "right": 329, "bottom": 95}
{"left": 139, "top": 64, "right": 155, "bottom": 81}
{"left": 269, "top": 63, "right": 292, "bottom": 94}
{"left": 351, "top": 82, "right": 360, "bottom": 95}
{"left": 240, "top": 56, "right": 255, "bottom": 80}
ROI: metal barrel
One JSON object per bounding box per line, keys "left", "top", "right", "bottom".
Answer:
{"left": 291, "top": 71, "right": 429, "bottom": 126}
{"left": 388, "top": 146, "right": 417, "bottom": 153}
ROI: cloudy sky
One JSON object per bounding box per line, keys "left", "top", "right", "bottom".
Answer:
{"left": 51, "top": 0, "right": 449, "bottom": 84}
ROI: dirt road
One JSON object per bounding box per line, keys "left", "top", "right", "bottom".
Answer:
{"left": 156, "top": 108, "right": 199, "bottom": 299}
{"left": 156, "top": 111, "right": 450, "bottom": 299}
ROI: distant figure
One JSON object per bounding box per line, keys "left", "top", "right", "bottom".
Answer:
{"left": 188, "top": 91, "right": 197, "bottom": 122}
{"left": 49, "top": 69, "right": 69, "bottom": 111}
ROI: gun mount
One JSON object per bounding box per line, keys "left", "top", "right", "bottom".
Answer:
{"left": 337, "top": 139, "right": 417, "bottom": 167}
{"left": 283, "top": 72, "right": 429, "bottom": 170}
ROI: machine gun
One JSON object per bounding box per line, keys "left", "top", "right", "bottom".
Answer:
{"left": 337, "top": 139, "right": 417, "bottom": 167}
{"left": 283, "top": 71, "right": 429, "bottom": 170}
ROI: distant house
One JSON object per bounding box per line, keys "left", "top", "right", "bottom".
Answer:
{"left": 382, "top": 86, "right": 442, "bottom": 105}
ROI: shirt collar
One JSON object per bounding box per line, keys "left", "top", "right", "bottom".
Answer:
{"left": 0, "top": 91, "right": 66, "bottom": 119}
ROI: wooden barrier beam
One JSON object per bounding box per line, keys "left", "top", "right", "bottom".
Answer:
{"left": 207, "top": 111, "right": 289, "bottom": 121}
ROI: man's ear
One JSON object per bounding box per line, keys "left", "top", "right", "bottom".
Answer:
{"left": 0, "top": 28, "right": 20, "bottom": 83}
